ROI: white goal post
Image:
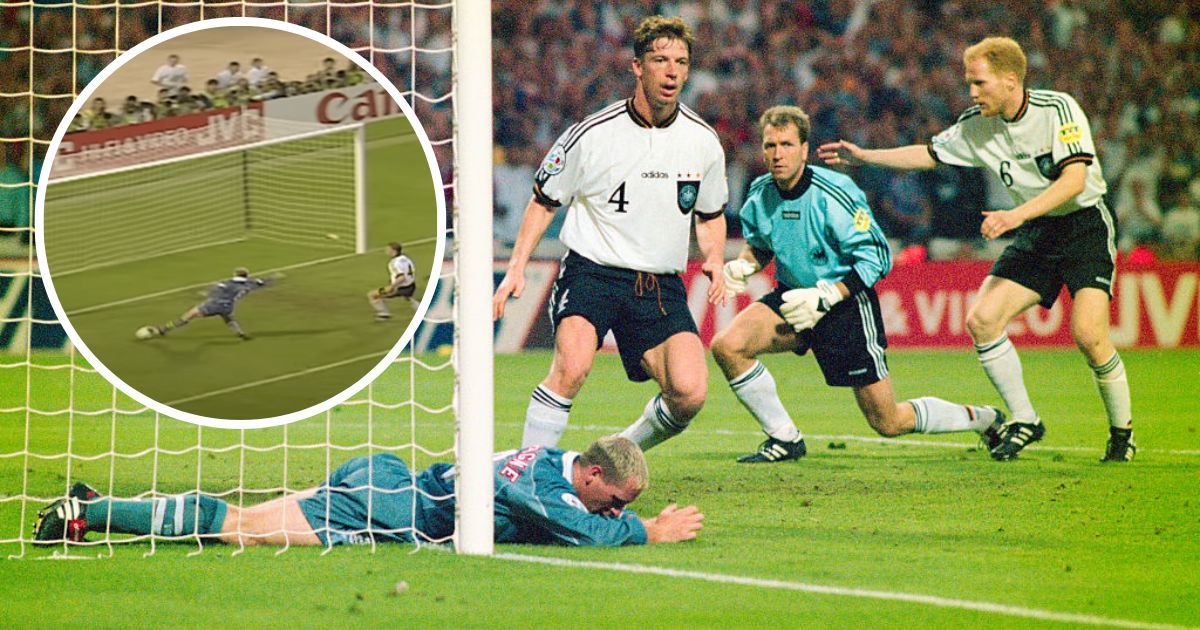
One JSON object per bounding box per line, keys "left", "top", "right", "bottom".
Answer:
{"left": 43, "top": 122, "right": 367, "bottom": 276}
{"left": 453, "top": 0, "right": 495, "bottom": 556}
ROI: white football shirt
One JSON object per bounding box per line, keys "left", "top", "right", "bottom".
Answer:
{"left": 246, "top": 64, "right": 271, "bottom": 87}
{"left": 151, "top": 63, "right": 188, "bottom": 93}
{"left": 388, "top": 254, "right": 415, "bottom": 287}
{"left": 534, "top": 99, "right": 728, "bottom": 274}
{"left": 215, "top": 69, "right": 243, "bottom": 89}
{"left": 929, "top": 89, "right": 1107, "bottom": 216}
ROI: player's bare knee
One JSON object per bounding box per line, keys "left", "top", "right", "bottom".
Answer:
{"left": 664, "top": 381, "right": 706, "bottom": 422}
{"left": 710, "top": 331, "right": 739, "bottom": 368}
{"left": 965, "top": 309, "right": 1001, "bottom": 344}
{"left": 1072, "top": 328, "right": 1110, "bottom": 363}
{"left": 547, "top": 361, "right": 591, "bottom": 396}
{"left": 864, "top": 409, "right": 904, "bottom": 437}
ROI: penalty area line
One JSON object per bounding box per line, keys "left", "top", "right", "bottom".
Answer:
{"left": 68, "top": 252, "right": 358, "bottom": 317}
{"left": 67, "top": 235, "right": 439, "bottom": 317}
{"left": 166, "top": 351, "right": 387, "bottom": 406}
{"left": 496, "top": 553, "right": 1194, "bottom": 630}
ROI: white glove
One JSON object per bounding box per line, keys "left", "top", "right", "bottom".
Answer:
{"left": 723, "top": 259, "right": 760, "bottom": 299}
{"left": 780, "top": 280, "right": 844, "bottom": 332}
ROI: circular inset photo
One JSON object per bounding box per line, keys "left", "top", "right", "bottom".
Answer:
{"left": 35, "top": 18, "right": 445, "bottom": 427}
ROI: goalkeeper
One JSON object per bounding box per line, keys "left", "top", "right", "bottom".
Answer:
{"left": 713, "top": 106, "right": 1004, "bottom": 463}
{"left": 148, "top": 267, "right": 275, "bottom": 340}
{"left": 33, "top": 436, "right": 703, "bottom": 547}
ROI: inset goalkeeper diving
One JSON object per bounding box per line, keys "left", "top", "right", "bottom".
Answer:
{"left": 38, "top": 114, "right": 441, "bottom": 422}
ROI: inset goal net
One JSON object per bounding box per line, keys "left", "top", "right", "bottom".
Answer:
{"left": 44, "top": 124, "right": 365, "bottom": 276}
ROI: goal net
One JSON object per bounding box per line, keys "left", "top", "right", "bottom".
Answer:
{"left": 0, "top": 2, "right": 494, "bottom": 556}
{"left": 44, "top": 124, "right": 364, "bottom": 277}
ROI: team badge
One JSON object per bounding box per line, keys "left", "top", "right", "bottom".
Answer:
{"left": 1035, "top": 153, "right": 1055, "bottom": 179}
{"left": 540, "top": 144, "right": 566, "bottom": 176}
{"left": 1058, "top": 122, "right": 1082, "bottom": 145}
{"left": 853, "top": 207, "right": 871, "bottom": 232}
{"left": 677, "top": 180, "right": 700, "bottom": 214}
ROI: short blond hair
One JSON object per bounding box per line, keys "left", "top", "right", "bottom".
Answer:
{"left": 758, "top": 105, "right": 811, "bottom": 143}
{"left": 632, "top": 15, "right": 693, "bottom": 59}
{"left": 579, "top": 436, "right": 648, "bottom": 492}
{"left": 963, "top": 36, "right": 1026, "bottom": 84}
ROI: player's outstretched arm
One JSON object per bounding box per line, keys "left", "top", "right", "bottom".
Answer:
{"left": 494, "top": 195, "right": 557, "bottom": 320}
{"left": 817, "top": 140, "right": 937, "bottom": 171}
{"left": 641, "top": 504, "right": 704, "bottom": 543}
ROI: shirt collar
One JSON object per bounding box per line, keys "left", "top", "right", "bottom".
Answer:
{"left": 775, "top": 165, "right": 813, "bottom": 200}
{"left": 625, "top": 98, "right": 680, "bottom": 129}
{"left": 562, "top": 451, "right": 579, "bottom": 484}
{"left": 1004, "top": 90, "right": 1030, "bottom": 124}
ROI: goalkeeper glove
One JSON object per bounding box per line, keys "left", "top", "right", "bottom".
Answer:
{"left": 780, "top": 280, "right": 844, "bottom": 332}
{"left": 723, "top": 258, "right": 760, "bottom": 299}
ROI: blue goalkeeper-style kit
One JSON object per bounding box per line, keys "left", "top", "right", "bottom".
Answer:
{"left": 198, "top": 276, "right": 270, "bottom": 316}
{"left": 297, "top": 446, "right": 648, "bottom": 547}
{"left": 740, "top": 165, "right": 891, "bottom": 293}
{"left": 739, "top": 165, "right": 894, "bottom": 387}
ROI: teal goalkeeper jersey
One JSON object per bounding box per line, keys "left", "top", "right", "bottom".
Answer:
{"left": 739, "top": 165, "right": 892, "bottom": 291}
{"left": 422, "top": 446, "right": 648, "bottom": 546}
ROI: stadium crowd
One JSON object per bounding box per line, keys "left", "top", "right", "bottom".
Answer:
{"left": 67, "top": 55, "right": 368, "bottom": 132}
{"left": 2, "top": 1, "right": 1197, "bottom": 259}
{"left": 487, "top": 0, "right": 1200, "bottom": 261}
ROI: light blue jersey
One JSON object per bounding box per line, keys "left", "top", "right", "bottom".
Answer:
{"left": 300, "top": 447, "right": 647, "bottom": 547}
{"left": 739, "top": 165, "right": 891, "bottom": 291}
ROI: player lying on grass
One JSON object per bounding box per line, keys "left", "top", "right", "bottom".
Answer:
{"left": 714, "top": 106, "right": 1006, "bottom": 463}
{"left": 33, "top": 436, "right": 703, "bottom": 547}
{"left": 367, "top": 241, "right": 419, "bottom": 321}
{"left": 143, "top": 267, "right": 277, "bottom": 341}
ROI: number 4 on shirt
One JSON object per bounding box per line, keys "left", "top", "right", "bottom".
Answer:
{"left": 608, "top": 182, "right": 629, "bottom": 213}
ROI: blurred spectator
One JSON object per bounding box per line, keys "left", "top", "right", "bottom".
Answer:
{"left": 80, "top": 97, "right": 115, "bottom": 130}
{"left": 343, "top": 60, "right": 366, "bottom": 86}
{"left": 198, "top": 79, "right": 228, "bottom": 109}
{"left": 215, "top": 61, "right": 243, "bottom": 89}
{"left": 876, "top": 169, "right": 932, "bottom": 246}
{"left": 493, "top": 146, "right": 537, "bottom": 245}
{"left": 318, "top": 57, "right": 338, "bottom": 85}
{"left": 1161, "top": 190, "right": 1200, "bottom": 261}
{"left": 1114, "top": 136, "right": 1164, "bottom": 251}
{"left": 246, "top": 57, "right": 271, "bottom": 87}
{"left": 150, "top": 53, "right": 187, "bottom": 95}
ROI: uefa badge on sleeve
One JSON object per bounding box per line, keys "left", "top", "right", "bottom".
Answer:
{"left": 677, "top": 179, "right": 700, "bottom": 214}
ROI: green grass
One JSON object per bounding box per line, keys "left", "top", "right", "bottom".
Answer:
{"left": 1, "top": 349, "right": 1198, "bottom": 627}
{"left": 37, "top": 117, "right": 439, "bottom": 419}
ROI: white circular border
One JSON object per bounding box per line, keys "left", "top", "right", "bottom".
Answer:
{"left": 34, "top": 17, "right": 448, "bottom": 430}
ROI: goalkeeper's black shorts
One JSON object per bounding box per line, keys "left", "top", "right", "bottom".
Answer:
{"left": 760, "top": 285, "right": 888, "bottom": 387}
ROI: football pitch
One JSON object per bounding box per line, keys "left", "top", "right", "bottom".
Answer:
{"left": 39, "top": 117, "right": 439, "bottom": 419}
{"left": 1, "top": 349, "right": 1197, "bottom": 627}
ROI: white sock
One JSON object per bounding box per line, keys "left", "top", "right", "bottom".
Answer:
{"left": 729, "top": 361, "right": 801, "bottom": 442}
{"left": 1091, "top": 352, "right": 1132, "bottom": 429}
{"left": 522, "top": 385, "right": 572, "bottom": 447}
{"left": 975, "top": 334, "right": 1039, "bottom": 423}
{"left": 371, "top": 300, "right": 389, "bottom": 317}
{"left": 909, "top": 397, "right": 998, "bottom": 434}
{"left": 618, "top": 394, "right": 686, "bottom": 451}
